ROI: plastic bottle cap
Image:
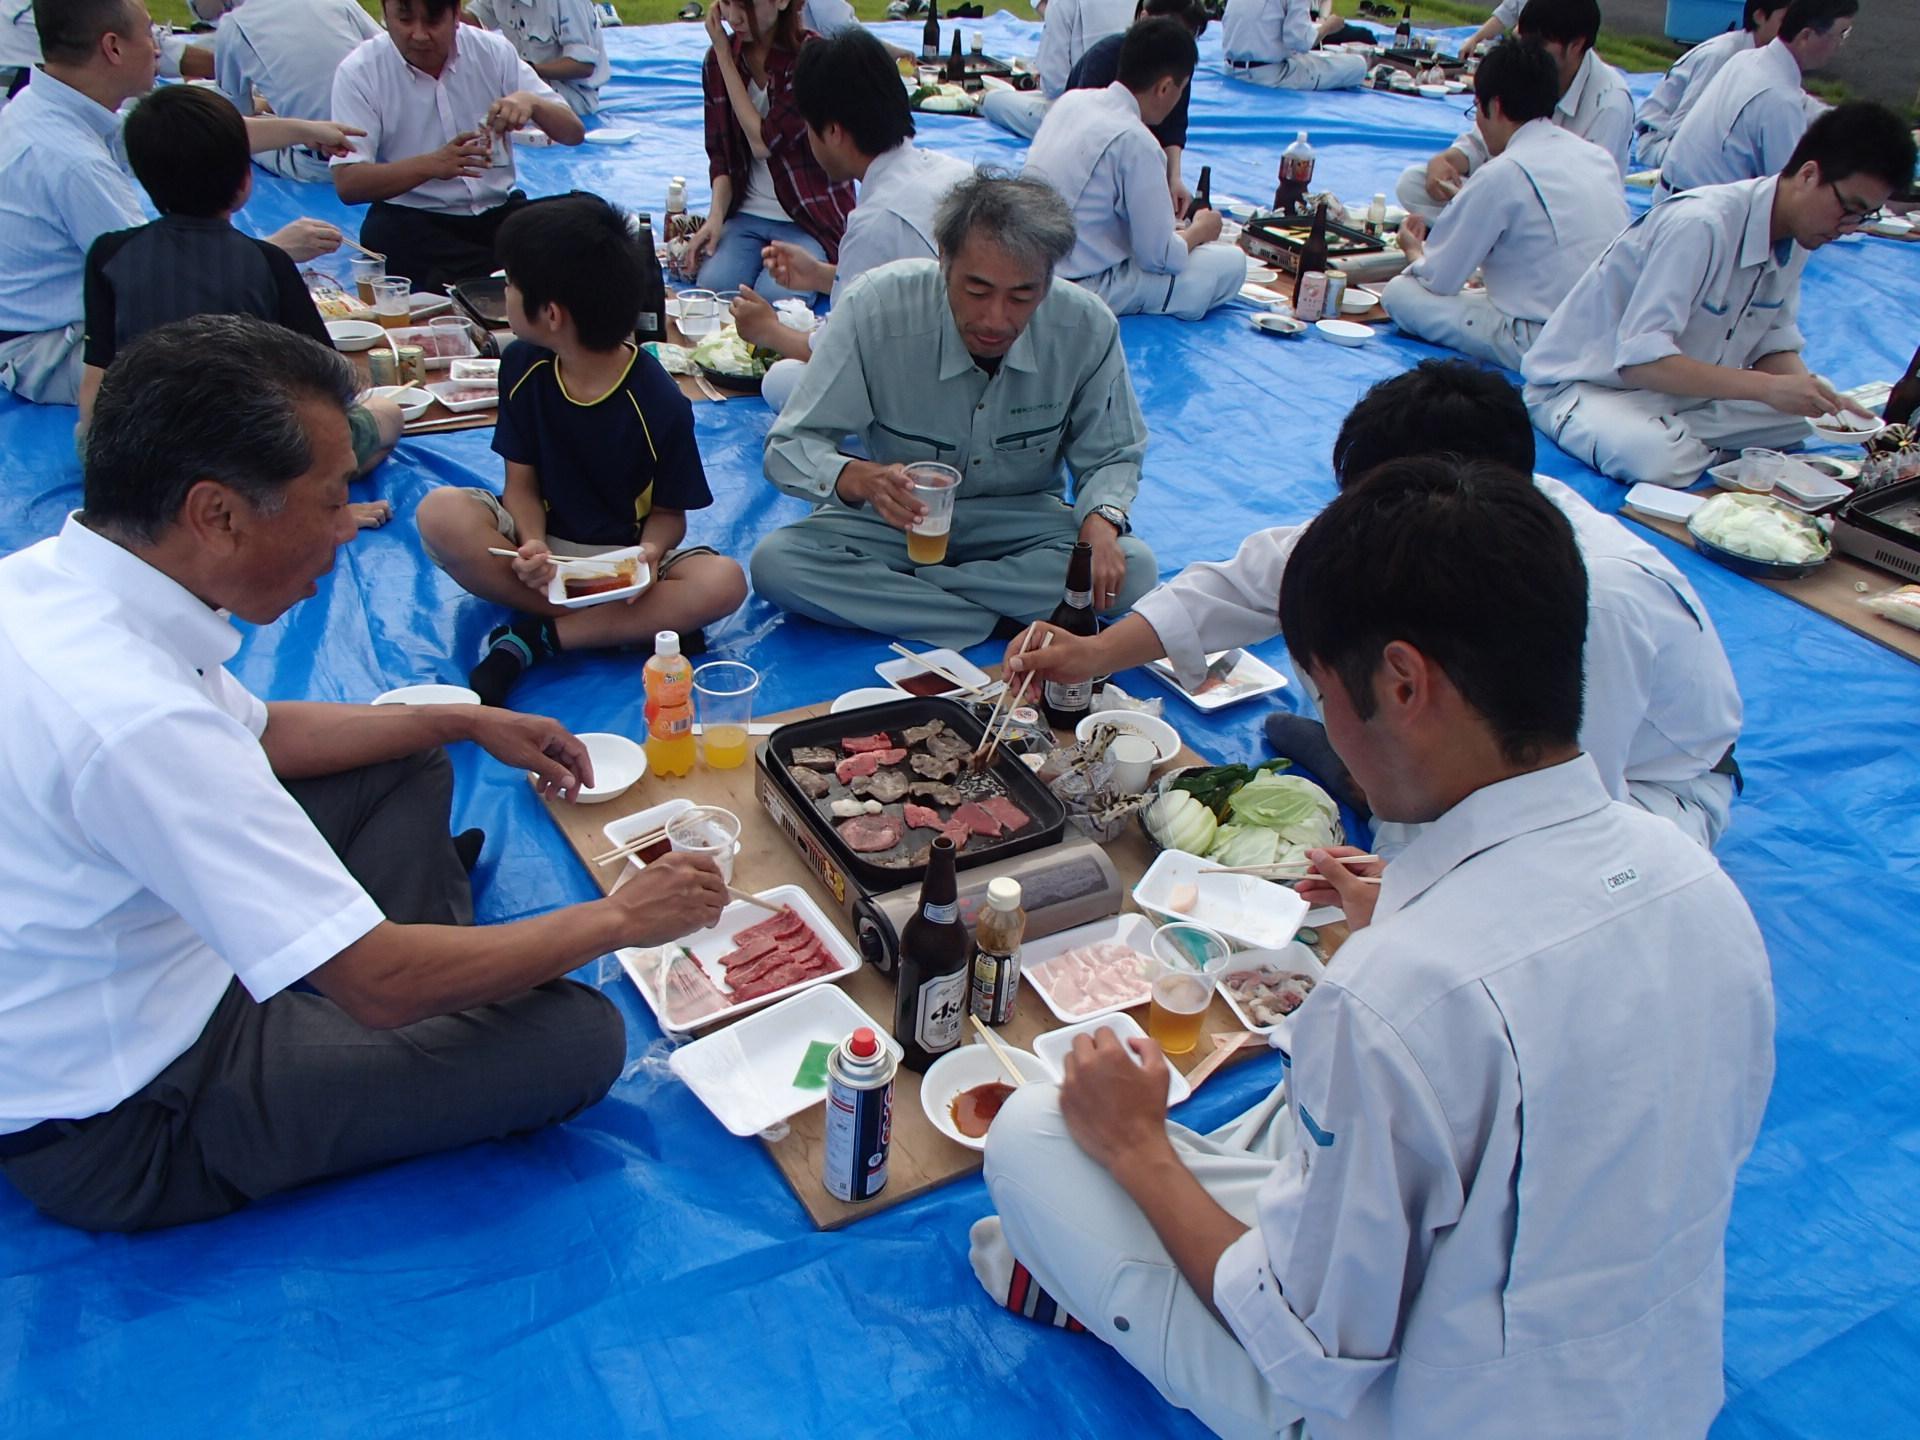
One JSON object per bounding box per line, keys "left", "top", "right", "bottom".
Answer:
{"left": 849, "top": 1027, "right": 878, "bottom": 1058}
{"left": 654, "top": 630, "right": 680, "bottom": 657}
{"left": 987, "top": 877, "right": 1022, "bottom": 910}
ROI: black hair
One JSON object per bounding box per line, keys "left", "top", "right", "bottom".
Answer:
{"left": 1139, "top": 0, "right": 1209, "bottom": 38}
{"left": 1782, "top": 101, "right": 1917, "bottom": 191}
{"left": 1472, "top": 38, "right": 1561, "bottom": 125}
{"left": 1116, "top": 16, "right": 1198, "bottom": 91}
{"left": 1332, "top": 360, "right": 1537, "bottom": 485}
{"left": 1778, "top": 0, "right": 1856, "bottom": 43}
{"left": 34, "top": 0, "right": 140, "bottom": 64}
{"left": 792, "top": 26, "right": 914, "bottom": 156}
{"left": 384, "top": 0, "right": 462, "bottom": 23}
{"left": 1743, "top": 0, "right": 1788, "bottom": 29}
{"left": 84, "top": 316, "right": 358, "bottom": 543}
{"left": 1280, "top": 457, "right": 1587, "bottom": 766}
{"left": 124, "top": 85, "right": 250, "bottom": 218}
{"left": 1516, "top": 0, "right": 1599, "bottom": 50}
{"left": 495, "top": 192, "right": 644, "bottom": 351}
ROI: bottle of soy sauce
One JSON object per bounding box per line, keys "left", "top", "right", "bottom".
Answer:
{"left": 1192, "top": 165, "right": 1212, "bottom": 215}
{"left": 894, "top": 837, "right": 970, "bottom": 1072}
{"left": 1041, "top": 541, "right": 1097, "bottom": 730}
{"left": 921, "top": 0, "right": 941, "bottom": 63}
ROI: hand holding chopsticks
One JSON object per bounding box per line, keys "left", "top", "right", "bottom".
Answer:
{"left": 973, "top": 626, "right": 1051, "bottom": 769}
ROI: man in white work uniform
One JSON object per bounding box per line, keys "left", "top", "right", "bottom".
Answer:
{"left": 467, "top": 0, "right": 609, "bottom": 119}
{"left": 970, "top": 453, "right": 1776, "bottom": 1440}
{"left": 1219, "top": 0, "right": 1365, "bottom": 90}
{"left": 215, "top": 0, "right": 382, "bottom": 181}
{"left": 1397, "top": 0, "right": 1630, "bottom": 220}
{"left": 1382, "top": 38, "right": 1626, "bottom": 370}
{"left": 1525, "top": 103, "right": 1912, "bottom": 488}
{"left": 1022, "top": 17, "right": 1244, "bottom": 318}
{"left": 1657, "top": 0, "right": 1853, "bottom": 195}
{"left": 1635, "top": 0, "right": 1789, "bottom": 172}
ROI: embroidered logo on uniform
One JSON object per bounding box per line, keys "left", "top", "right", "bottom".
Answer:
{"left": 1008, "top": 402, "right": 1061, "bottom": 415}
{"left": 1299, "top": 1105, "right": 1336, "bottom": 1147}
{"left": 1604, "top": 865, "right": 1641, "bottom": 894}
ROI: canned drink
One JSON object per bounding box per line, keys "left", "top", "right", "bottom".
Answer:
{"left": 368, "top": 348, "right": 399, "bottom": 387}
{"left": 823, "top": 1027, "right": 894, "bottom": 1202}
{"left": 1324, "top": 272, "right": 1348, "bottom": 315}
{"left": 396, "top": 344, "right": 425, "bottom": 386}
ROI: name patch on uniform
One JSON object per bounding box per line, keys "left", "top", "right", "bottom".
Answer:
{"left": 1603, "top": 865, "right": 1641, "bottom": 895}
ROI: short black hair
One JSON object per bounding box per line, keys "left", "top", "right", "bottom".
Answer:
{"left": 496, "top": 192, "right": 644, "bottom": 351}
{"left": 1743, "top": 0, "right": 1789, "bottom": 29}
{"left": 1332, "top": 360, "right": 1536, "bottom": 485}
{"left": 1280, "top": 457, "right": 1587, "bottom": 767}
{"left": 1472, "top": 38, "right": 1560, "bottom": 125}
{"left": 124, "top": 85, "right": 250, "bottom": 217}
{"left": 1140, "top": 0, "right": 1209, "bottom": 37}
{"left": 384, "top": 0, "right": 461, "bottom": 24}
{"left": 34, "top": 0, "right": 141, "bottom": 64}
{"left": 1516, "top": 0, "right": 1599, "bottom": 50}
{"left": 792, "top": 27, "right": 914, "bottom": 157}
{"left": 1783, "top": 100, "right": 1917, "bottom": 191}
{"left": 1778, "top": 0, "right": 1856, "bottom": 42}
{"left": 84, "top": 316, "right": 358, "bottom": 543}
{"left": 1116, "top": 16, "right": 1198, "bottom": 91}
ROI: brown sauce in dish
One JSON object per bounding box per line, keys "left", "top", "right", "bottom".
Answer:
{"left": 897, "top": 672, "right": 956, "bottom": 697}
{"left": 635, "top": 838, "right": 672, "bottom": 864}
{"left": 563, "top": 570, "right": 632, "bottom": 599}
{"left": 950, "top": 1081, "right": 1015, "bottom": 1138}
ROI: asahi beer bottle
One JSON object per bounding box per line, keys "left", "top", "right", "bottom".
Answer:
{"left": 1192, "top": 165, "right": 1212, "bottom": 215}
{"left": 1041, "top": 541, "right": 1097, "bottom": 729}
{"left": 894, "top": 836, "right": 970, "bottom": 1072}
{"left": 946, "top": 30, "right": 965, "bottom": 82}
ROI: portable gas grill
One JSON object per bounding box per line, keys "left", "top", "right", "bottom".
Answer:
{"left": 1239, "top": 214, "right": 1388, "bottom": 277}
{"left": 1832, "top": 476, "right": 1920, "bottom": 581}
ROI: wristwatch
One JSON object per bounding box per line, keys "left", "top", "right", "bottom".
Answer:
{"left": 1090, "top": 504, "right": 1131, "bottom": 536}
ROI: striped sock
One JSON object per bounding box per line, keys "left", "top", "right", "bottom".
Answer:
{"left": 968, "top": 1217, "right": 1086, "bottom": 1332}
{"left": 468, "top": 616, "right": 559, "bottom": 708}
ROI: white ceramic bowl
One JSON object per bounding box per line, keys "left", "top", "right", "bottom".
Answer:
{"left": 1316, "top": 319, "right": 1374, "bottom": 346}
{"left": 367, "top": 384, "right": 432, "bottom": 422}
{"left": 371, "top": 683, "right": 480, "bottom": 706}
{"left": 1340, "top": 287, "right": 1379, "bottom": 315}
{"left": 1076, "top": 709, "right": 1180, "bottom": 764}
{"left": 547, "top": 731, "right": 648, "bottom": 803}
{"left": 326, "top": 319, "right": 384, "bottom": 353}
{"left": 920, "top": 1043, "right": 1050, "bottom": 1152}
{"left": 829, "top": 686, "right": 907, "bottom": 714}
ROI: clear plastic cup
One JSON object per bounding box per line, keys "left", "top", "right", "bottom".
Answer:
{"left": 350, "top": 255, "right": 385, "bottom": 305}
{"left": 904, "top": 461, "right": 961, "bottom": 565}
{"left": 693, "top": 661, "right": 760, "bottom": 771}
{"left": 676, "top": 288, "right": 722, "bottom": 338}
{"left": 1147, "top": 921, "right": 1231, "bottom": 1055}
{"left": 372, "top": 276, "right": 412, "bottom": 330}
{"left": 1738, "top": 447, "right": 1784, "bottom": 492}
{"left": 667, "top": 805, "right": 742, "bottom": 884}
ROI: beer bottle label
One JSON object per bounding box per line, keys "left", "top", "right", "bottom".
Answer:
{"left": 914, "top": 969, "right": 968, "bottom": 1055}
{"left": 923, "top": 900, "right": 958, "bottom": 925}
{"left": 1044, "top": 678, "right": 1093, "bottom": 711}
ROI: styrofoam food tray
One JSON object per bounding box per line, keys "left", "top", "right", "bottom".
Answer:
{"left": 603, "top": 797, "right": 696, "bottom": 873}
{"left": 874, "top": 647, "right": 993, "bottom": 696}
{"left": 669, "top": 984, "right": 900, "bottom": 1137}
{"left": 424, "top": 378, "right": 499, "bottom": 414}
{"left": 371, "top": 683, "right": 479, "bottom": 705}
{"left": 1133, "top": 849, "right": 1311, "bottom": 951}
{"left": 1146, "top": 648, "right": 1289, "bottom": 710}
{"left": 1032, "top": 1012, "right": 1192, "bottom": 1106}
{"left": 1214, "top": 942, "right": 1323, "bottom": 1051}
{"left": 619, "top": 883, "right": 861, "bottom": 1036}
{"left": 546, "top": 545, "right": 651, "bottom": 609}
{"left": 1022, "top": 911, "right": 1158, "bottom": 1023}
{"left": 920, "top": 1042, "right": 1051, "bottom": 1152}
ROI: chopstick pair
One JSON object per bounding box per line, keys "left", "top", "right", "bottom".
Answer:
{"left": 1204, "top": 855, "right": 1382, "bottom": 880}
{"left": 486, "top": 547, "right": 622, "bottom": 577}
{"left": 970, "top": 1015, "right": 1027, "bottom": 1088}
{"left": 591, "top": 827, "right": 670, "bottom": 867}
{"left": 600, "top": 851, "right": 782, "bottom": 916}
{"left": 887, "top": 643, "right": 986, "bottom": 698}
{"left": 972, "top": 626, "right": 1051, "bottom": 768}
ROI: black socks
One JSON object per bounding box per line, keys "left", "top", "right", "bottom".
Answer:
{"left": 468, "top": 616, "right": 560, "bottom": 708}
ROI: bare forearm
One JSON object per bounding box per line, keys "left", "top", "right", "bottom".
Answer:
{"left": 713, "top": 49, "right": 768, "bottom": 156}
{"left": 261, "top": 700, "right": 482, "bottom": 778}
{"left": 639, "top": 509, "right": 688, "bottom": 553}
{"left": 533, "top": 56, "right": 594, "bottom": 81}
{"left": 1110, "top": 1143, "right": 1249, "bottom": 1321}
{"left": 502, "top": 468, "right": 549, "bottom": 546}
{"left": 334, "top": 157, "right": 439, "bottom": 205}
{"left": 1619, "top": 354, "right": 1772, "bottom": 403}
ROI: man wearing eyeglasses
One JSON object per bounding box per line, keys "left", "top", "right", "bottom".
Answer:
{"left": 1523, "top": 103, "right": 1912, "bottom": 490}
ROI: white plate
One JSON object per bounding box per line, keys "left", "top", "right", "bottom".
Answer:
{"left": 1417, "top": 83, "right": 1448, "bottom": 98}
{"left": 370, "top": 683, "right": 480, "bottom": 706}
{"left": 546, "top": 545, "right": 651, "bottom": 609}
{"left": 1146, "top": 648, "right": 1289, "bottom": 711}
{"left": 620, "top": 883, "right": 863, "bottom": 1035}
{"left": 874, "top": 647, "right": 993, "bottom": 697}
{"left": 1315, "top": 319, "right": 1374, "bottom": 346}
{"left": 1809, "top": 413, "right": 1886, "bottom": 445}
{"left": 1869, "top": 215, "right": 1915, "bottom": 238}
{"left": 830, "top": 686, "right": 908, "bottom": 714}
{"left": 1251, "top": 313, "right": 1307, "bottom": 337}
{"left": 1244, "top": 265, "right": 1278, "bottom": 285}
{"left": 1032, "top": 1012, "right": 1192, "bottom": 1107}
{"left": 1133, "top": 849, "right": 1311, "bottom": 951}
{"left": 423, "top": 379, "right": 498, "bottom": 414}
{"left": 326, "top": 319, "right": 384, "bottom": 352}
{"left": 539, "top": 731, "right": 646, "bottom": 803}
{"left": 1214, "top": 943, "right": 1322, "bottom": 1050}
{"left": 920, "top": 1042, "right": 1051, "bottom": 1152}
{"left": 1022, "top": 912, "right": 1159, "bottom": 1023}
{"left": 1773, "top": 457, "right": 1851, "bottom": 509}
{"left": 584, "top": 125, "right": 641, "bottom": 144}
{"left": 668, "top": 984, "right": 900, "bottom": 1137}
{"left": 1076, "top": 709, "right": 1180, "bottom": 763}
{"left": 367, "top": 384, "right": 432, "bottom": 422}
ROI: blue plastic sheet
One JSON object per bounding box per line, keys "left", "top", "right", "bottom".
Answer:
{"left": 3, "top": 19, "right": 1919, "bottom": 1437}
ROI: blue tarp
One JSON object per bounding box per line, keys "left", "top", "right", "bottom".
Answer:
{"left": 3, "top": 18, "right": 1918, "bottom": 1437}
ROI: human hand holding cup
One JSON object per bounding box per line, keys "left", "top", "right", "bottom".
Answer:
{"left": 903, "top": 462, "right": 961, "bottom": 565}
{"left": 667, "top": 805, "right": 743, "bottom": 884}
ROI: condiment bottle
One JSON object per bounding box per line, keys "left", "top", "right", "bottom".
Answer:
{"left": 1275, "top": 131, "right": 1315, "bottom": 215}
{"left": 643, "top": 630, "right": 696, "bottom": 778}
{"left": 895, "top": 836, "right": 970, "bottom": 1071}
{"left": 1041, "top": 541, "right": 1097, "bottom": 729}
{"left": 969, "top": 877, "right": 1026, "bottom": 1026}
{"left": 1366, "top": 191, "right": 1387, "bottom": 236}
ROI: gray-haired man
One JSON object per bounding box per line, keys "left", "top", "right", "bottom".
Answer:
{"left": 752, "top": 173, "right": 1157, "bottom": 649}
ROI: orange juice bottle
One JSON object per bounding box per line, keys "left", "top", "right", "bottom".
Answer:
{"left": 643, "top": 631, "right": 696, "bottom": 778}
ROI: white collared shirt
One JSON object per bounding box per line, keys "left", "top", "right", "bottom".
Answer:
{"left": 468, "top": 0, "right": 607, "bottom": 116}
{"left": 215, "top": 0, "right": 379, "bottom": 126}
{"left": 331, "top": 27, "right": 555, "bottom": 214}
{"left": 0, "top": 1, "right": 38, "bottom": 69}
{"left": 1637, "top": 26, "right": 1752, "bottom": 150}
{"left": 1131, "top": 474, "right": 1741, "bottom": 796}
{"left": 1454, "top": 47, "right": 1633, "bottom": 179}
{"left": 1405, "top": 118, "right": 1627, "bottom": 323}
{"left": 1659, "top": 37, "right": 1808, "bottom": 193}
{"left": 1034, "top": 0, "right": 1136, "bottom": 99}
{"left": 1023, "top": 83, "right": 1188, "bottom": 279}
{"left": 831, "top": 140, "right": 972, "bottom": 305}
{"left": 0, "top": 67, "right": 146, "bottom": 332}
{"left": 0, "top": 517, "right": 384, "bottom": 1136}
{"left": 802, "top": 0, "right": 858, "bottom": 33}
{"left": 1213, "top": 756, "right": 1774, "bottom": 1440}
{"left": 1523, "top": 175, "right": 1805, "bottom": 391}
{"left": 1221, "top": 0, "right": 1316, "bottom": 64}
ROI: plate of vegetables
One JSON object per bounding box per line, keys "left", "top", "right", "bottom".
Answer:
{"left": 1686, "top": 492, "right": 1831, "bottom": 580}
{"left": 690, "top": 328, "right": 771, "bottom": 391}
{"left": 1140, "top": 760, "right": 1344, "bottom": 871}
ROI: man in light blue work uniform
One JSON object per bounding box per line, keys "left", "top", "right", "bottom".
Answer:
{"left": 752, "top": 172, "right": 1156, "bottom": 650}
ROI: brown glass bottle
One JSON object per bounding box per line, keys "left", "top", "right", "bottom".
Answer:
{"left": 894, "top": 837, "right": 970, "bottom": 1072}
{"left": 921, "top": 1, "right": 940, "bottom": 62}
{"left": 946, "top": 31, "right": 965, "bottom": 82}
{"left": 1192, "top": 165, "right": 1212, "bottom": 214}
{"left": 1041, "top": 541, "right": 1097, "bottom": 729}
{"left": 1884, "top": 342, "right": 1920, "bottom": 428}
{"left": 1292, "top": 201, "right": 1330, "bottom": 312}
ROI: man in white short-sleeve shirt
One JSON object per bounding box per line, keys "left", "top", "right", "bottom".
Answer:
{"left": 0, "top": 315, "right": 728, "bottom": 1234}
{"left": 972, "top": 454, "right": 1775, "bottom": 1440}
{"left": 1634, "top": 0, "right": 1787, "bottom": 171}
{"left": 331, "top": 0, "right": 584, "bottom": 289}
{"left": 467, "top": 0, "right": 608, "bottom": 118}
{"left": 1219, "top": 0, "right": 1365, "bottom": 91}
{"left": 1524, "top": 103, "right": 1910, "bottom": 488}
{"left": 215, "top": 0, "right": 381, "bottom": 182}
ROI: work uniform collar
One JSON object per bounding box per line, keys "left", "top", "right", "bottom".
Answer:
{"left": 935, "top": 287, "right": 1044, "bottom": 380}
{"left": 54, "top": 513, "right": 243, "bottom": 672}
{"left": 1739, "top": 175, "right": 1792, "bottom": 270}
{"left": 1555, "top": 48, "right": 1597, "bottom": 123}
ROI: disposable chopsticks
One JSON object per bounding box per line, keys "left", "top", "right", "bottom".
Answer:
{"left": 970, "top": 1015, "right": 1027, "bottom": 1087}
{"left": 591, "top": 827, "right": 670, "bottom": 866}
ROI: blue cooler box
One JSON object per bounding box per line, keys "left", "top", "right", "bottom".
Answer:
{"left": 1665, "top": 0, "right": 1742, "bottom": 43}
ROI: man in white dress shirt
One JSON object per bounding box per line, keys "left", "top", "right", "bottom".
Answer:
{"left": 1657, "top": 0, "right": 1853, "bottom": 195}
{"left": 1635, "top": 0, "right": 1788, "bottom": 171}
{"left": 1022, "top": 18, "right": 1244, "bottom": 318}
{"left": 1396, "top": 0, "right": 1631, "bottom": 221}
{"left": 332, "top": 0, "right": 585, "bottom": 290}
{"left": 1029, "top": 0, "right": 1136, "bottom": 102}
{"left": 729, "top": 27, "right": 971, "bottom": 410}
{"left": 1219, "top": 0, "right": 1365, "bottom": 90}
{"left": 1525, "top": 103, "right": 1912, "bottom": 489}
{"left": 972, "top": 455, "right": 1775, "bottom": 1440}
{"left": 1007, "top": 359, "right": 1746, "bottom": 846}
{"left": 467, "top": 0, "right": 609, "bottom": 118}
{"left": 215, "top": 0, "right": 381, "bottom": 182}
{"left": 1383, "top": 39, "right": 1627, "bottom": 370}
{"left": 0, "top": 316, "right": 730, "bottom": 1233}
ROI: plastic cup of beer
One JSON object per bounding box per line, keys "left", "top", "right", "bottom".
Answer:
{"left": 676, "top": 288, "right": 722, "bottom": 338}
{"left": 350, "top": 255, "right": 385, "bottom": 305}
{"left": 692, "top": 661, "right": 760, "bottom": 771}
{"left": 904, "top": 462, "right": 961, "bottom": 565}
{"left": 1147, "top": 921, "right": 1231, "bottom": 1056}
{"left": 372, "top": 276, "right": 412, "bottom": 330}
{"left": 666, "top": 805, "right": 742, "bottom": 884}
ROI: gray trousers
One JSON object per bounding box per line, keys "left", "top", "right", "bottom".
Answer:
{"left": 0, "top": 750, "right": 625, "bottom": 1232}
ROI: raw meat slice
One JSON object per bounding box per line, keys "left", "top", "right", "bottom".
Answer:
{"left": 729, "top": 946, "right": 840, "bottom": 1003}
{"left": 911, "top": 753, "right": 962, "bottom": 780}
{"left": 790, "top": 767, "right": 831, "bottom": 799}
{"left": 952, "top": 801, "right": 1003, "bottom": 839}
{"left": 660, "top": 951, "right": 729, "bottom": 1025}
{"left": 834, "top": 747, "right": 907, "bottom": 785}
{"left": 979, "top": 795, "right": 1031, "bottom": 832}
{"left": 903, "top": 803, "right": 944, "bottom": 830}
{"left": 839, "top": 813, "right": 904, "bottom": 852}
{"left": 852, "top": 771, "right": 911, "bottom": 802}
{"left": 790, "top": 746, "right": 837, "bottom": 769}
{"left": 938, "top": 819, "right": 971, "bottom": 848}
{"left": 732, "top": 906, "right": 808, "bottom": 948}
{"left": 840, "top": 732, "right": 895, "bottom": 753}
{"left": 1028, "top": 942, "right": 1153, "bottom": 1016}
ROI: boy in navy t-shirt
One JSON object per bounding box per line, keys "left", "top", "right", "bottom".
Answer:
{"left": 417, "top": 193, "right": 747, "bottom": 706}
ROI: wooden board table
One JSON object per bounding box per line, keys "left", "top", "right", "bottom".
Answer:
{"left": 540, "top": 689, "right": 1345, "bottom": 1230}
